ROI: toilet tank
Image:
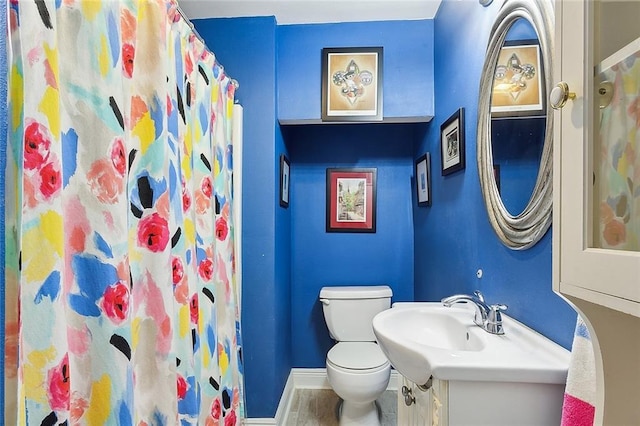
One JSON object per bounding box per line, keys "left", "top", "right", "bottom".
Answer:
{"left": 319, "top": 285, "right": 392, "bottom": 342}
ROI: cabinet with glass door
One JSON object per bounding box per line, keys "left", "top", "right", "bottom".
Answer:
{"left": 553, "top": 0, "right": 640, "bottom": 315}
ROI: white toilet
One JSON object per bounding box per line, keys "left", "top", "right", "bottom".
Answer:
{"left": 319, "top": 285, "right": 392, "bottom": 425}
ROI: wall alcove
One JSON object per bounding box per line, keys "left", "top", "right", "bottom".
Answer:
{"left": 277, "top": 20, "right": 435, "bottom": 125}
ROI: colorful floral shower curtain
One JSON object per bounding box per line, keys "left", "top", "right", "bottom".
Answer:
{"left": 597, "top": 42, "right": 640, "bottom": 251}
{"left": 5, "top": 1, "right": 244, "bottom": 424}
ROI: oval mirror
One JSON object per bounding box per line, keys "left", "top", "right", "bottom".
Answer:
{"left": 477, "top": 0, "right": 554, "bottom": 250}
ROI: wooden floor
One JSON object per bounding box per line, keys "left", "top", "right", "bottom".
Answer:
{"left": 285, "top": 388, "right": 397, "bottom": 425}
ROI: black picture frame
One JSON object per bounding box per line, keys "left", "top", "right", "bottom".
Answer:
{"left": 326, "top": 168, "right": 377, "bottom": 233}
{"left": 416, "top": 153, "right": 432, "bottom": 207}
{"left": 279, "top": 154, "right": 290, "bottom": 208}
{"left": 440, "top": 108, "right": 466, "bottom": 176}
{"left": 321, "top": 47, "right": 383, "bottom": 122}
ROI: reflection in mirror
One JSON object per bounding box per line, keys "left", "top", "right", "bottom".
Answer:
{"left": 491, "top": 18, "right": 545, "bottom": 215}
{"left": 477, "top": 0, "right": 554, "bottom": 250}
{"left": 492, "top": 117, "right": 545, "bottom": 214}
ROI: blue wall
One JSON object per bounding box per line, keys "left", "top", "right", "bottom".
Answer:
{"left": 194, "top": 17, "right": 292, "bottom": 418}
{"left": 279, "top": 20, "right": 430, "bottom": 369}
{"left": 196, "top": 17, "right": 431, "bottom": 417}
{"left": 413, "top": 0, "right": 576, "bottom": 348}
{"left": 285, "top": 123, "right": 418, "bottom": 368}
{"left": 278, "top": 20, "right": 434, "bottom": 122}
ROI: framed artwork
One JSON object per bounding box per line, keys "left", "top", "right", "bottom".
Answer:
{"left": 321, "top": 47, "right": 383, "bottom": 122}
{"left": 491, "top": 39, "right": 544, "bottom": 117}
{"left": 416, "top": 153, "right": 432, "bottom": 207}
{"left": 440, "top": 108, "right": 466, "bottom": 175}
{"left": 279, "top": 154, "right": 290, "bottom": 208}
{"left": 326, "top": 168, "right": 377, "bottom": 233}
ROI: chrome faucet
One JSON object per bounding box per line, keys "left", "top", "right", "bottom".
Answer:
{"left": 441, "top": 290, "right": 507, "bottom": 335}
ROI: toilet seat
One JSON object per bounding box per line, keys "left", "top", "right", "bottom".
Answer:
{"left": 327, "top": 342, "right": 389, "bottom": 371}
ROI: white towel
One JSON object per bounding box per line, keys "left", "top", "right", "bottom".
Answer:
{"left": 561, "top": 315, "right": 596, "bottom": 426}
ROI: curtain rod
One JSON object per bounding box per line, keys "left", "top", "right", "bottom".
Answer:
{"left": 173, "top": 1, "right": 239, "bottom": 90}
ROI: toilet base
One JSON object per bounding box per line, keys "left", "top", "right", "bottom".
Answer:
{"left": 336, "top": 399, "right": 381, "bottom": 426}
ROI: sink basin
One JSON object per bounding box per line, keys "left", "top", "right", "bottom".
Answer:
{"left": 391, "top": 307, "right": 486, "bottom": 352}
{"left": 372, "top": 302, "right": 569, "bottom": 387}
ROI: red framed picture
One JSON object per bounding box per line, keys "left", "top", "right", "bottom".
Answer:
{"left": 326, "top": 168, "right": 377, "bottom": 233}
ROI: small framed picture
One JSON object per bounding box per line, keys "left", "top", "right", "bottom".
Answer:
{"left": 321, "top": 47, "right": 383, "bottom": 122}
{"left": 415, "top": 153, "right": 432, "bottom": 207}
{"left": 440, "top": 108, "right": 465, "bottom": 176}
{"left": 491, "top": 39, "right": 544, "bottom": 117}
{"left": 279, "top": 154, "right": 290, "bottom": 208}
{"left": 326, "top": 168, "right": 377, "bottom": 233}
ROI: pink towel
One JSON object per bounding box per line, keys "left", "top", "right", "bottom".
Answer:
{"left": 561, "top": 316, "right": 596, "bottom": 426}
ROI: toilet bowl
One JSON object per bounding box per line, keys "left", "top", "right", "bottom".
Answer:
{"left": 319, "top": 286, "right": 393, "bottom": 425}
{"left": 326, "top": 342, "right": 391, "bottom": 425}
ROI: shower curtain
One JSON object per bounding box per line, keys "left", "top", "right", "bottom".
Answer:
{"left": 596, "top": 40, "right": 640, "bottom": 251}
{"left": 5, "top": 1, "right": 244, "bottom": 424}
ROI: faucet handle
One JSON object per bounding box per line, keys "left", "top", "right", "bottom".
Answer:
{"left": 486, "top": 304, "right": 508, "bottom": 335}
{"left": 488, "top": 304, "right": 508, "bottom": 320}
{"left": 473, "top": 290, "right": 485, "bottom": 303}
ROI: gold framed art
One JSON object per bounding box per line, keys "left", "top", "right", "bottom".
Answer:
{"left": 491, "top": 39, "right": 544, "bottom": 117}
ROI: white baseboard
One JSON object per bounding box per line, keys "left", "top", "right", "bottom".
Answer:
{"left": 274, "top": 372, "right": 294, "bottom": 425}
{"left": 291, "top": 367, "right": 330, "bottom": 389}
{"left": 243, "top": 418, "right": 276, "bottom": 425}
{"left": 243, "top": 368, "right": 398, "bottom": 425}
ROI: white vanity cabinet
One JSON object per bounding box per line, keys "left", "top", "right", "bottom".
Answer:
{"left": 396, "top": 375, "right": 565, "bottom": 426}
{"left": 397, "top": 375, "right": 446, "bottom": 426}
{"left": 553, "top": 0, "right": 640, "bottom": 315}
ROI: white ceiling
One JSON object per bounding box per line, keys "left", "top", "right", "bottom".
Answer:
{"left": 178, "top": 0, "right": 443, "bottom": 25}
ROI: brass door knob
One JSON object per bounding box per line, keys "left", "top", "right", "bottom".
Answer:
{"left": 550, "top": 82, "right": 576, "bottom": 109}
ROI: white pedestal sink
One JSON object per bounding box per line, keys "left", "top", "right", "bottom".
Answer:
{"left": 372, "top": 302, "right": 569, "bottom": 387}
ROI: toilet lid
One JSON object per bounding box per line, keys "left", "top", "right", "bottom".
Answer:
{"left": 327, "top": 342, "right": 388, "bottom": 370}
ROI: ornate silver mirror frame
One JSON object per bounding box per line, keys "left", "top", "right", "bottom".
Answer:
{"left": 477, "top": 0, "right": 554, "bottom": 250}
